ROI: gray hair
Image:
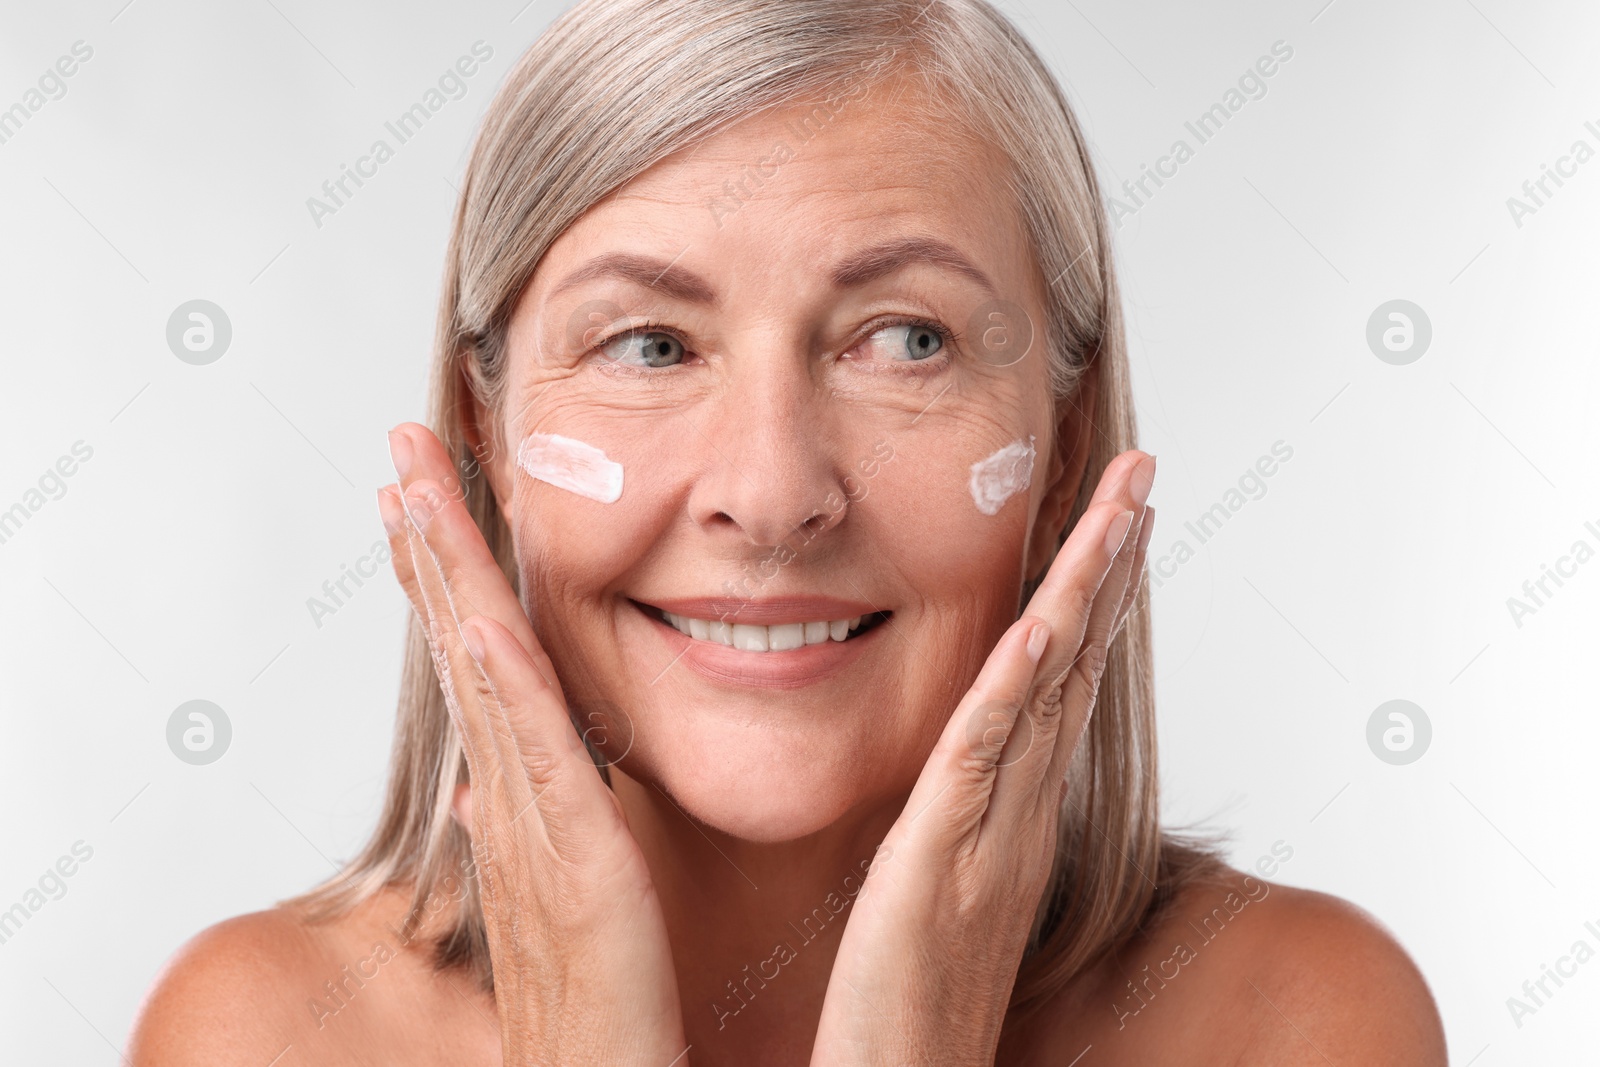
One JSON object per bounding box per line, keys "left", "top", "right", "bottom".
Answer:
{"left": 290, "top": 0, "right": 1223, "bottom": 1018}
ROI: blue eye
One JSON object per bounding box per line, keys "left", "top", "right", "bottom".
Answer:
{"left": 602, "top": 330, "right": 685, "bottom": 368}
{"left": 901, "top": 324, "right": 944, "bottom": 360}
{"left": 868, "top": 323, "right": 945, "bottom": 361}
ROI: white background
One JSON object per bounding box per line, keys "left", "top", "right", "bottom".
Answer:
{"left": 1, "top": 0, "right": 1596, "bottom": 1062}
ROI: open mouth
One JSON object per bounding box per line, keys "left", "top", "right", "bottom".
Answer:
{"left": 634, "top": 601, "right": 892, "bottom": 652}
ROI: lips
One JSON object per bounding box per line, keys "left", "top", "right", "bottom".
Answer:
{"left": 658, "top": 609, "right": 888, "bottom": 651}
{"left": 629, "top": 596, "right": 891, "bottom": 688}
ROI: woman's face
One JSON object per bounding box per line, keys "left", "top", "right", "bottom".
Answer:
{"left": 481, "top": 77, "right": 1081, "bottom": 842}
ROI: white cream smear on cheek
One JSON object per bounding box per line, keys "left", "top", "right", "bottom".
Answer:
{"left": 516, "top": 433, "right": 624, "bottom": 503}
{"left": 968, "top": 436, "right": 1036, "bottom": 516}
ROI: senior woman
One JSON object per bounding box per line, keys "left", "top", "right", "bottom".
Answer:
{"left": 130, "top": 0, "right": 1445, "bottom": 1063}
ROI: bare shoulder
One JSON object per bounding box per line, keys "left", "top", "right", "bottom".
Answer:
{"left": 1011, "top": 867, "right": 1447, "bottom": 1066}
{"left": 1213, "top": 879, "right": 1447, "bottom": 1063}
{"left": 127, "top": 903, "right": 335, "bottom": 1065}
{"left": 127, "top": 887, "right": 498, "bottom": 1067}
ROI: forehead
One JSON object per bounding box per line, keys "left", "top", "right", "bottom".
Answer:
{"left": 541, "top": 74, "right": 1042, "bottom": 294}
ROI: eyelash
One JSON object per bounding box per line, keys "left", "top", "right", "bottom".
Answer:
{"left": 589, "top": 315, "right": 961, "bottom": 373}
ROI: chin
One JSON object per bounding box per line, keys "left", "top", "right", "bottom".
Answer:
{"left": 624, "top": 717, "right": 909, "bottom": 844}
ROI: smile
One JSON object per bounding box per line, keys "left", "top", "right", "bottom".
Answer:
{"left": 630, "top": 596, "right": 891, "bottom": 688}
{"left": 657, "top": 610, "right": 887, "bottom": 651}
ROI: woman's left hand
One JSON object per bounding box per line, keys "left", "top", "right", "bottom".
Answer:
{"left": 810, "top": 451, "right": 1156, "bottom": 1066}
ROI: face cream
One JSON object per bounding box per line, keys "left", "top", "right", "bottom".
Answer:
{"left": 969, "top": 436, "right": 1035, "bottom": 516}
{"left": 516, "top": 432, "right": 624, "bottom": 503}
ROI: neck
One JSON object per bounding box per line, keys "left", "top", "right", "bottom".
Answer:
{"left": 612, "top": 769, "right": 901, "bottom": 1067}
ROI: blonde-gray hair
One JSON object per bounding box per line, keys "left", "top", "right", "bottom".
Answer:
{"left": 290, "top": 0, "right": 1223, "bottom": 1019}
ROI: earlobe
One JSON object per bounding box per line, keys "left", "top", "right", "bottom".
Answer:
{"left": 450, "top": 781, "right": 474, "bottom": 833}
{"left": 462, "top": 386, "right": 511, "bottom": 514}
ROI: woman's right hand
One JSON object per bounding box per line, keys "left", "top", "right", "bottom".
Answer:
{"left": 379, "top": 422, "right": 689, "bottom": 1066}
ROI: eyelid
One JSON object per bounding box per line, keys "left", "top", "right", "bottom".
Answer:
{"left": 585, "top": 314, "right": 960, "bottom": 365}
{"left": 591, "top": 318, "right": 679, "bottom": 351}
{"left": 585, "top": 320, "right": 699, "bottom": 380}
{"left": 851, "top": 314, "right": 960, "bottom": 360}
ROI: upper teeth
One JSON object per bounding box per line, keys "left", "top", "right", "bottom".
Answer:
{"left": 661, "top": 612, "right": 867, "bottom": 651}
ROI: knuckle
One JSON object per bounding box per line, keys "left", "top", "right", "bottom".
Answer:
{"left": 1031, "top": 680, "right": 1065, "bottom": 729}
{"left": 1062, "top": 580, "right": 1097, "bottom": 624}
{"left": 1070, "top": 637, "right": 1111, "bottom": 691}
{"left": 962, "top": 697, "right": 1024, "bottom": 763}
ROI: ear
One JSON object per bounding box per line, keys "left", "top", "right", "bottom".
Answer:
{"left": 450, "top": 781, "right": 473, "bottom": 833}
{"left": 460, "top": 378, "right": 513, "bottom": 515}
{"left": 1025, "top": 359, "right": 1100, "bottom": 582}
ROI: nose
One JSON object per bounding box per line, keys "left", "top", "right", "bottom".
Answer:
{"left": 686, "top": 364, "right": 848, "bottom": 549}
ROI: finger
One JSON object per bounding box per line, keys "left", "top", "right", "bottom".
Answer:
{"left": 388, "top": 424, "right": 552, "bottom": 673}
{"left": 393, "top": 463, "right": 563, "bottom": 700}
{"left": 378, "top": 484, "right": 426, "bottom": 622}
{"left": 900, "top": 500, "right": 1132, "bottom": 847}
{"left": 1026, "top": 452, "right": 1153, "bottom": 703}
{"left": 398, "top": 477, "right": 605, "bottom": 825}
{"left": 897, "top": 612, "right": 1052, "bottom": 847}
{"left": 1110, "top": 504, "right": 1155, "bottom": 642}
{"left": 380, "top": 483, "right": 508, "bottom": 795}
{"left": 1034, "top": 493, "right": 1152, "bottom": 794}
{"left": 459, "top": 615, "right": 625, "bottom": 843}
{"left": 986, "top": 501, "right": 1134, "bottom": 818}
{"left": 392, "top": 482, "right": 505, "bottom": 784}
{"left": 1087, "top": 449, "right": 1150, "bottom": 507}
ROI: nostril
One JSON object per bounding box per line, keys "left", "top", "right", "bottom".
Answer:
{"left": 800, "top": 512, "right": 829, "bottom": 535}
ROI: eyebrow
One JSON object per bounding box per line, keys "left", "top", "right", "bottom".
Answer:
{"left": 551, "top": 252, "right": 718, "bottom": 304}
{"left": 551, "top": 236, "right": 997, "bottom": 307}
{"left": 829, "top": 236, "right": 997, "bottom": 294}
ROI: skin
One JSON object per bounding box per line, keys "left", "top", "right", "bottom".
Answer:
{"left": 127, "top": 77, "right": 1447, "bottom": 1065}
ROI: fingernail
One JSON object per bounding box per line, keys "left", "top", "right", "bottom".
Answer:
{"left": 377, "top": 485, "right": 403, "bottom": 536}
{"left": 1129, "top": 454, "right": 1157, "bottom": 510}
{"left": 461, "top": 619, "right": 486, "bottom": 663}
{"left": 1104, "top": 509, "right": 1135, "bottom": 557}
{"left": 388, "top": 429, "right": 414, "bottom": 480}
{"left": 1026, "top": 620, "right": 1051, "bottom": 664}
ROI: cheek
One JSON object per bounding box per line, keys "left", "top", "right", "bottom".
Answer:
{"left": 858, "top": 407, "right": 1039, "bottom": 594}
{"left": 502, "top": 413, "right": 686, "bottom": 651}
